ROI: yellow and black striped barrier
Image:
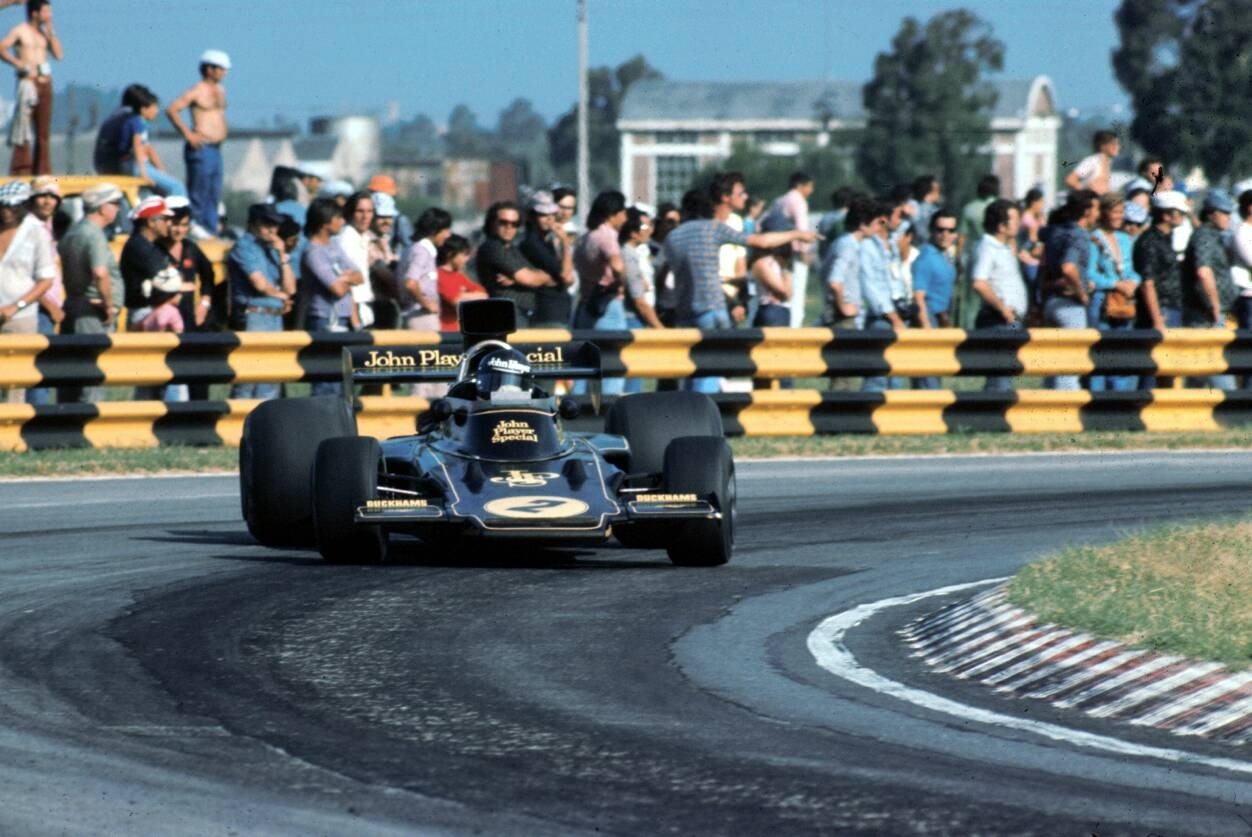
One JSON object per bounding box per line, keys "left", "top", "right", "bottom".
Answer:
{"left": 3, "top": 327, "right": 1252, "bottom": 449}
{"left": 2, "top": 389, "right": 1251, "bottom": 451}
{"left": 0, "top": 327, "right": 1250, "bottom": 388}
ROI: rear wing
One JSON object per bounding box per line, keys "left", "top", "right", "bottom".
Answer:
{"left": 342, "top": 342, "right": 602, "bottom": 388}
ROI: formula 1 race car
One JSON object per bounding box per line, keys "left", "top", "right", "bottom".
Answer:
{"left": 239, "top": 299, "right": 735, "bottom": 566}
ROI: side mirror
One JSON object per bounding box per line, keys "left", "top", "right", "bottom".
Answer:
{"left": 558, "top": 397, "right": 581, "bottom": 421}
{"left": 429, "top": 398, "right": 453, "bottom": 421}
{"left": 416, "top": 398, "right": 454, "bottom": 433}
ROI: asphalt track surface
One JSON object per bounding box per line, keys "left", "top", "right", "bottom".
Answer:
{"left": 3, "top": 452, "right": 1252, "bottom": 835}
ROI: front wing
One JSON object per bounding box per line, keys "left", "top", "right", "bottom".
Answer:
{"left": 354, "top": 492, "right": 719, "bottom": 540}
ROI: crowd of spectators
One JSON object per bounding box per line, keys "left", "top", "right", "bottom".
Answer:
{"left": 3, "top": 2, "right": 1252, "bottom": 403}
{"left": 1, "top": 17, "right": 1252, "bottom": 412}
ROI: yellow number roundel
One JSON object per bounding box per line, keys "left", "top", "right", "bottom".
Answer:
{"left": 483, "top": 497, "right": 590, "bottom": 519}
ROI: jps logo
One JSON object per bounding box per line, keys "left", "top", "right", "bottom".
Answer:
{"left": 489, "top": 470, "right": 559, "bottom": 488}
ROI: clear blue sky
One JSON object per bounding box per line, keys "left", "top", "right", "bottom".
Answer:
{"left": 48, "top": 0, "right": 1125, "bottom": 129}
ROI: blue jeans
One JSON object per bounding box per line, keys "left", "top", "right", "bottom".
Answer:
{"left": 861, "top": 315, "right": 901, "bottom": 392}
{"left": 1180, "top": 307, "right": 1236, "bottom": 391}
{"left": 146, "top": 166, "right": 187, "bottom": 198}
{"left": 622, "top": 312, "right": 645, "bottom": 394}
{"left": 24, "top": 308, "right": 55, "bottom": 406}
{"left": 974, "top": 305, "right": 1023, "bottom": 392}
{"left": 184, "top": 143, "right": 223, "bottom": 232}
{"left": 679, "top": 308, "right": 731, "bottom": 394}
{"left": 231, "top": 309, "right": 284, "bottom": 400}
{"left": 1235, "top": 298, "right": 1252, "bottom": 388}
{"left": 1088, "top": 292, "right": 1136, "bottom": 392}
{"left": 123, "top": 159, "right": 187, "bottom": 197}
{"left": 912, "top": 303, "right": 950, "bottom": 390}
{"left": 306, "top": 313, "right": 351, "bottom": 396}
{"left": 572, "top": 298, "right": 627, "bottom": 396}
{"left": 1139, "top": 306, "right": 1183, "bottom": 390}
{"left": 1043, "top": 296, "right": 1088, "bottom": 390}
{"left": 753, "top": 303, "right": 790, "bottom": 327}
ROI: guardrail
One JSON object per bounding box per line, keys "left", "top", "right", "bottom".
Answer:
{"left": 2, "top": 389, "right": 1250, "bottom": 451}
{"left": 2, "top": 328, "right": 1251, "bottom": 450}
{"left": 1, "top": 327, "right": 1250, "bottom": 388}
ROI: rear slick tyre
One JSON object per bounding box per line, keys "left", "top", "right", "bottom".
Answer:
{"left": 312, "top": 436, "right": 388, "bottom": 564}
{"left": 604, "top": 391, "right": 723, "bottom": 476}
{"left": 661, "top": 435, "right": 735, "bottom": 567}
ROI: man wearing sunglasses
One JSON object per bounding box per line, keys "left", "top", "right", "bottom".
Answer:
{"left": 907, "top": 210, "right": 959, "bottom": 390}
{"left": 911, "top": 210, "right": 959, "bottom": 332}
{"left": 476, "top": 200, "right": 557, "bottom": 328}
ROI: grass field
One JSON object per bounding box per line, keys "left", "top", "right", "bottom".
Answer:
{"left": 1008, "top": 518, "right": 1252, "bottom": 669}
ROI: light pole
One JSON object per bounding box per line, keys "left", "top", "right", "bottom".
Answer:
{"left": 576, "top": 0, "right": 589, "bottom": 228}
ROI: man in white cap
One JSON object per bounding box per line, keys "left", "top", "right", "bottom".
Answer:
{"left": 59, "top": 182, "right": 121, "bottom": 329}
{"left": 1131, "top": 190, "right": 1190, "bottom": 391}
{"left": 120, "top": 196, "right": 175, "bottom": 328}
{"left": 366, "top": 191, "right": 402, "bottom": 328}
{"left": 518, "top": 189, "right": 574, "bottom": 328}
{"left": 166, "top": 48, "right": 230, "bottom": 236}
{"left": 0, "top": 179, "right": 53, "bottom": 403}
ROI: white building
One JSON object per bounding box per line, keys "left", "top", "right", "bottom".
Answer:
{"left": 297, "top": 115, "right": 381, "bottom": 187}
{"left": 617, "top": 76, "right": 1061, "bottom": 206}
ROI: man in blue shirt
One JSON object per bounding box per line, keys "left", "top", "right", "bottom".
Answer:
{"left": 856, "top": 200, "right": 903, "bottom": 393}
{"left": 819, "top": 195, "right": 878, "bottom": 329}
{"left": 912, "top": 209, "right": 958, "bottom": 328}
{"left": 909, "top": 209, "right": 959, "bottom": 389}
{"left": 1040, "top": 189, "right": 1099, "bottom": 389}
{"left": 228, "top": 203, "right": 295, "bottom": 399}
{"left": 909, "top": 175, "right": 942, "bottom": 247}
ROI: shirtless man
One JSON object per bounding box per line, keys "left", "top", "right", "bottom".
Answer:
{"left": 0, "top": 0, "right": 63, "bottom": 175}
{"left": 166, "top": 49, "right": 230, "bottom": 236}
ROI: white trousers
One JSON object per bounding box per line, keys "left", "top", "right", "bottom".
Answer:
{"left": 788, "top": 258, "right": 809, "bottom": 328}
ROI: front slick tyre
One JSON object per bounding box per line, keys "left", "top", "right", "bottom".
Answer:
{"left": 312, "top": 436, "right": 387, "bottom": 564}
{"left": 662, "top": 436, "right": 735, "bottom": 567}
{"left": 240, "top": 395, "right": 355, "bottom": 547}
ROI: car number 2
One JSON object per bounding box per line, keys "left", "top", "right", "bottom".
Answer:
{"left": 483, "top": 496, "right": 590, "bottom": 519}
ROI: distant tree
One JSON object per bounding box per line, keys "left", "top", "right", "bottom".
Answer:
{"left": 397, "top": 114, "right": 442, "bottom": 157}
{"left": 382, "top": 113, "right": 444, "bottom": 168}
{"left": 1113, "top": 0, "right": 1252, "bottom": 183}
{"left": 446, "top": 104, "right": 492, "bottom": 158}
{"left": 855, "top": 10, "right": 1003, "bottom": 206}
{"left": 497, "top": 98, "right": 547, "bottom": 146}
{"left": 549, "top": 54, "right": 662, "bottom": 192}
{"left": 497, "top": 98, "right": 553, "bottom": 187}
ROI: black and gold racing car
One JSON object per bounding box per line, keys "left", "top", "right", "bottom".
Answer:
{"left": 239, "top": 300, "right": 735, "bottom": 565}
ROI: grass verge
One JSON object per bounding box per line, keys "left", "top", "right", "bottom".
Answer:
{"left": 1008, "top": 518, "right": 1252, "bottom": 669}
{"left": 3, "top": 429, "right": 1252, "bottom": 477}
{"left": 0, "top": 430, "right": 1246, "bottom": 475}
{"left": 0, "top": 447, "right": 238, "bottom": 477}
{"left": 728, "top": 428, "right": 1252, "bottom": 458}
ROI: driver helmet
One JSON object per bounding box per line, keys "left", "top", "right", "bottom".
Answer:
{"left": 474, "top": 348, "right": 535, "bottom": 400}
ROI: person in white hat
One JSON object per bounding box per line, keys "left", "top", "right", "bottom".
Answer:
{"left": 0, "top": 179, "right": 54, "bottom": 403}
{"left": 120, "top": 196, "right": 174, "bottom": 329}
{"left": 58, "top": 182, "right": 125, "bottom": 402}
{"left": 166, "top": 48, "right": 230, "bottom": 236}
{"left": 367, "top": 191, "right": 402, "bottom": 328}
{"left": 1134, "top": 191, "right": 1190, "bottom": 340}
